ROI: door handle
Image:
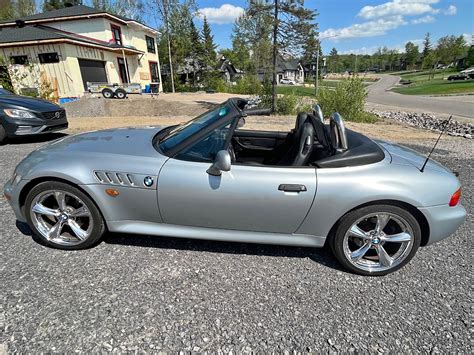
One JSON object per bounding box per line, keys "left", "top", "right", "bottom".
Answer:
{"left": 278, "top": 184, "right": 307, "bottom": 192}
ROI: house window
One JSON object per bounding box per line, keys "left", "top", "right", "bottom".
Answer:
{"left": 149, "top": 61, "right": 159, "bottom": 82}
{"left": 146, "top": 35, "right": 156, "bottom": 53}
{"left": 10, "top": 55, "right": 28, "bottom": 65}
{"left": 38, "top": 52, "right": 59, "bottom": 63}
{"left": 111, "top": 24, "right": 123, "bottom": 46}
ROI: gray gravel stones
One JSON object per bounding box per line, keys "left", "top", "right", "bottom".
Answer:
{"left": 0, "top": 135, "right": 472, "bottom": 352}
{"left": 369, "top": 110, "right": 474, "bottom": 139}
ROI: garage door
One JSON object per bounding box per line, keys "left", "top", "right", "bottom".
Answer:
{"left": 78, "top": 59, "right": 108, "bottom": 90}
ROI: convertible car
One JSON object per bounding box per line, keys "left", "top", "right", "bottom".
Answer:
{"left": 4, "top": 99, "right": 466, "bottom": 275}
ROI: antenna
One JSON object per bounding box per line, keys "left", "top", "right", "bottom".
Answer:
{"left": 420, "top": 115, "right": 452, "bottom": 173}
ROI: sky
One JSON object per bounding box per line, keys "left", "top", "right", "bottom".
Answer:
{"left": 191, "top": 0, "right": 474, "bottom": 55}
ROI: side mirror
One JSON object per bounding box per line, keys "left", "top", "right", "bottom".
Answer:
{"left": 237, "top": 117, "right": 246, "bottom": 128}
{"left": 206, "top": 150, "right": 231, "bottom": 176}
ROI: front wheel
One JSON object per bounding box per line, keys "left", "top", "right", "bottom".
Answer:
{"left": 330, "top": 205, "right": 421, "bottom": 276}
{"left": 0, "top": 124, "right": 6, "bottom": 144}
{"left": 25, "top": 182, "right": 105, "bottom": 250}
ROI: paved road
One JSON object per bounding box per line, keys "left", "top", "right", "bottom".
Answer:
{"left": 367, "top": 75, "right": 474, "bottom": 120}
{"left": 0, "top": 135, "right": 472, "bottom": 352}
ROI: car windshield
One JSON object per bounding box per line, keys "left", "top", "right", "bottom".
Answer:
{"left": 0, "top": 88, "right": 14, "bottom": 95}
{"left": 159, "top": 104, "right": 231, "bottom": 153}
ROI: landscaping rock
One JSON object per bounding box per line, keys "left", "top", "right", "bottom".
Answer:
{"left": 368, "top": 110, "right": 474, "bottom": 139}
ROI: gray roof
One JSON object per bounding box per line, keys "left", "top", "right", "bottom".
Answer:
{"left": 0, "top": 24, "right": 142, "bottom": 53}
{"left": 0, "top": 26, "right": 63, "bottom": 43}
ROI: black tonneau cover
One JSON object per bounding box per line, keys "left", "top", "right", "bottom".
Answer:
{"left": 315, "top": 129, "right": 385, "bottom": 168}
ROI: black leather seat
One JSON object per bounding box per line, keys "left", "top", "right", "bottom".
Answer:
{"left": 278, "top": 116, "right": 315, "bottom": 166}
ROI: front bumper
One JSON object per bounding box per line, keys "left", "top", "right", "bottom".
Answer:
{"left": 3, "top": 177, "right": 30, "bottom": 223}
{"left": 2, "top": 116, "right": 68, "bottom": 137}
{"left": 419, "top": 204, "right": 467, "bottom": 245}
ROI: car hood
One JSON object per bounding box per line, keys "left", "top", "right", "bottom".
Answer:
{"left": 378, "top": 140, "right": 453, "bottom": 174}
{"left": 35, "top": 127, "right": 164, "bottom": 157}
{"left": 0, "top": 95, "right": 62, "bottom": 111}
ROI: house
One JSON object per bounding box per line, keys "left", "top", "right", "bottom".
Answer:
{"left": 0, "top": 4, "right": 162, "bottom": 100}
{"left": 258, "top": 57, "right": 304, "bottom": 84}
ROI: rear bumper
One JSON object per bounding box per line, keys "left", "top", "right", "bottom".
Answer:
{"left": 2, "top": 116, "right": 68, "bottom": 137}
{"left": 419, "top": 204, "right": 467, "bottom": 245}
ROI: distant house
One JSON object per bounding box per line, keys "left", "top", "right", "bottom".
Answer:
{"left": 258, "top": 56, "right": 304, "bottom": 84}
{"left": 0, "top": 5, "right": 162, "bottom": 100}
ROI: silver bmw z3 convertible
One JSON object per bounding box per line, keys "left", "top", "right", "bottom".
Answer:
{"left": 4, "top": 98, "right": 466, "bottom": 275}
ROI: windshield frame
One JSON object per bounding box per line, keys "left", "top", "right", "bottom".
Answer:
{"left": 154, "top": 98, "right": 245, "bottom": 157}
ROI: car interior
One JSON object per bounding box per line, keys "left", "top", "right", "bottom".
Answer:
{"left": 230, "top": 105, "right": 385, "bottom": 168}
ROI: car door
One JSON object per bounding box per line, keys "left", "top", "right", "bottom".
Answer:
{"left": 157, "top": 159, "right": 317, "bottom": 234}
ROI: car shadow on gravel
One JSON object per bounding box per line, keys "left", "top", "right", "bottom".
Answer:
{"left": 5, "top": 133, "right": 68, "bottom": 145}
{"left": 102, "top": 232, "right": 344, "bottom": 271}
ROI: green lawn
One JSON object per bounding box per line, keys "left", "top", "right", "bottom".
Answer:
{"left": 392, "top": 69, "right": 474, "bottom": 95}
{"left": 276, "top": 80, "right": 371, "bottom": 97}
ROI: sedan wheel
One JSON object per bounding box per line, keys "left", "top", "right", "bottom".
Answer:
{"left": 26, "top": 182, "right": 105, "bottom": 249}
{"left": 331, "top": 205, "right": 421, "bottom": 276}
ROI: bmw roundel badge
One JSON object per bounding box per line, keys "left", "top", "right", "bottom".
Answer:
{"left": 144, "top": 176, "right": 154, "bottom": 187}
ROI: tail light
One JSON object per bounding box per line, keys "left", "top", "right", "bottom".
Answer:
{"left": 449, "top": 188, "right": 461, "bottom": 207}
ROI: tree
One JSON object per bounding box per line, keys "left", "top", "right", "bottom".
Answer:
{"left": 437, "top": 35, "right": 467, "bottom": 67}
{"left": 329, "top": 47, "right": 338, "bottom": 73}
{"left": 230, "top": 1, "right": 273, "bottom": 74}
{"left": 202, "top": 16, "right": 216, "bottom": 64}
{"left": 404, "top": 41, "right": 419, "bottom": 70}
{"left": 43, "top": 0, "right": 82, "bottom": 12}
{"left": 91, "top": 0, "right": 144, "bottom": 21}
{"left": 422, "top": 32, "right": 432, "bottom": 59}
{"left": 422, "top": 51, "right": 439, "bottom": 80}
{"left": 302, "top": 28, "right": 320, "bottom": 66}
{"left": 269, "top": 0, "right": 316, "bottom": 111}
{"left": 0, "top": 0, "right": 15, "bottom": 20}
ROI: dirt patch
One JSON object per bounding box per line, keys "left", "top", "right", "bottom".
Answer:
{"left": 63, "top": 93, "right": 244, "bottom": 118}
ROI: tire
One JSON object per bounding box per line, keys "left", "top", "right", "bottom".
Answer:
{"left": 330, "top": 204, "right": 421, "bottom": 276}
{"left": 115, "top": 88, "right": 127, "bottom": 99}
{"left": 102, "top": 88, "right": 114, "bottom": 99}
{"left": 0, "top": 124, "right": 6, "bottom": 145}
{"left": 25, "top": 181, "right": 105, "bottom": 250}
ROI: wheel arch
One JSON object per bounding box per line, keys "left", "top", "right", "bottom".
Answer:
{"left": 326, "top": 199, "right": 430, "bottom": 247}
{"left": 19, "top": 176, "right": 108, "bottom": 229}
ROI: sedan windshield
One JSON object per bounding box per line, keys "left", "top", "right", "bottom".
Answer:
{"left": 159, "top": 104, "right": 231, "bottom": 153}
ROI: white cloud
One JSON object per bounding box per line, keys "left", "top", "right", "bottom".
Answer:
{"left": 411, "top": 15, "right": 435, "bottom": 24}
{"left": 197, "top": 4, "right": 244, "bottom": 25}
{"left": 443, "top": 5, "right": 457, "bottom": 15}
{"left": 463, "top": 33, "right": 473, "bottom": 45}
{"left": 358, "top": 0, "right": 440, "bottom": 20}
{"left": 320, "top": 15, "right": 407, "bottom": 40}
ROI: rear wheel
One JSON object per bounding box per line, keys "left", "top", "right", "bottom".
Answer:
{"left": 102, "top": 88, "right": 114, "bottom": 99}
{"left": 330, "top": 204, "right": 421, "bottom": 276}
{"left": 25, "top": 182, "right": 105, "bottom": 250}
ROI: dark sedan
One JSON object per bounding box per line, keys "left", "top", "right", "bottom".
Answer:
{"left": 0, "top": 88, "right": 68, "bottom": 143}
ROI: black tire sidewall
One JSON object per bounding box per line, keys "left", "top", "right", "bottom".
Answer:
{"left": 102, "top": 89, "right": 113, "bottom": 99}
{"left": 115, "top": 90, "right": 126, "bottom": 99}
{"left": 25, "top": 181, "right": 105, "bottom": 250}
{"left": 0, "top": 124, "right": 6, "bottom": 144}
{"left": 330, "top": 204, "right": 422, "bottom": 276}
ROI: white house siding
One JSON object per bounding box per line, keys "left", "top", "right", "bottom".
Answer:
{"left": 48, "top": 18, "right": 111, "bottom": 42}
{"left": 1, "top": 43, "right": 73, "bottom": 97}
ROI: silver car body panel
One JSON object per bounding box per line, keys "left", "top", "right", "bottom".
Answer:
{"left": 4, "top": 127, "right": 466, "bottom": 247}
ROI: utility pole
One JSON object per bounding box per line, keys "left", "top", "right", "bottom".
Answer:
{"left": 314, "top": 52, "right": 319, "bottom": 96}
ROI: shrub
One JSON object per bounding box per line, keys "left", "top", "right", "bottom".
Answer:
{"left": 231, "top": 75, "right": 261, "bottom": 95}
{"left": 317, "top": 77, "right": 376, "bottom": 122}
{"left": 275, "top": 93, "right": 298, "bottom": 115}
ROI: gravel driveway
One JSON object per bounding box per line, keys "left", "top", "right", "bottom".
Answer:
{"left": 1, "top": 134, "right": 472, "bottom": 352}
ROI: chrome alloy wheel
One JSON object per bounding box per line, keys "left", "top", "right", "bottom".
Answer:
{"left": 342, "top": 212, "right": 415, "bottom": 272}
{"left": 30, "top": 190, "right": 93, "bottom": 246}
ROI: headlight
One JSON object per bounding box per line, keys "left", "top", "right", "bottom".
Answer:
{"left": 3, "top": 109, "right": 37, "bottom": 119}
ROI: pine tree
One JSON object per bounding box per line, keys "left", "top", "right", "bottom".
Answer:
{"left": 202, "top": 16, "right": 217, "bottom": 64}
{"left": 329, "top": 47, "right": 338, "bottom": 73}
{"left": 43, "top": 0, "right": 82, "bottom": 12}
{"left": 422, "top": 32, "right": 432, "bottom": 59}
